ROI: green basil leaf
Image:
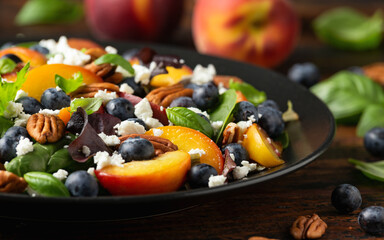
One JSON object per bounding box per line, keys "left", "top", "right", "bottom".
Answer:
{"left": 0, "top": 117, "right": 13, "bottom": 137}
{"left": 209, "top": 89, "right": 238, "bottom": 143}
{"left": 313, "top": 8, "right": 383, "bottom": 51}
{"left": 94, "top": 53, "right": 134, "bottom": 75}
{"left": 0, "top": 62, "right": 30, "bottom": 116}
{"left": 275, "top": 131, "right": 290, "bottom": 149}
{"left": 55, "top": 72, "right": 83, "bottom": 94}
{"left": 349, "top": 158, "right": 384, "bottom": 182}
{"left": 24, "top": 172, "right": 70, "bottom": 197}
{"left": 166, "top": 107, "right": 214, "bottom": 138}
{"left": 15, "top": 0, "right": 83, "bottom": 26}
{"left": 311, "top": 71, "right": 384, "bottom": 124}
{"left": 46, "top": 148, "right": 94, "bottom": 173}
{"left": 0, "top": 58, "right": 17, "bottom": 74}
{"left": 70, "top": 98, "right": 103, "bottom": 115}
{"left": 229, "top": 81, "right": 266, "bottom": 106}
{"left": 356, "top": 104, "right": 384, "bottom": 137}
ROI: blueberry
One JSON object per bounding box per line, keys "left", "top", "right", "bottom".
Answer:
{"left": 40, "top": 88, "right": 70, "bottom": 110}
{"left": 192, "top": 82, "right": 219, "bottom": 110}
{"left": 169, "top": 97, "right": 197, "bottom": 108}
{"left": 287, "top": 62, "right": 320, "bottom": 88}
{"left": 118, "top": 137, "right": 155, "bottom": 162}
{"left": 347, "top": 66, "right": 365, "bottom": 75}
{"left": 105, "top": 98, "right": 135, "bottom": 121}
{"left": 126, "top": 118, "right": 148, "bottom": 130}
{"left": 65, "top": 170, "right": 98, "bottom": 197}
{"left": 122, "top": 48, "right": 140, "bottom": 61}
{"left": 0, "top": 54, "right": 22, "bottom": 64}
{"left": 29, "top": 44, "right": 49, "bottom": 55}
{"left": 118, "top": 77, "right": 146, "bottom": 98}
{"left": 358, "top": 206, "right": 384, "bottom": 235}
{"left": 198, "top": 113, "right": 210, "bottom": 123}
{"left": 188, "top": 163, "right": 218, "bottom": 188}
{"left": 15, "top": 96, "right": 43, "bottom": 114}
{"left": 222, "top": 143, "right": 249, "bottom": 166}
{"left": 185, "top": 83, "right": 199, "bottom": 90}
{"left": 233, "top": 101, "right": 258, "bottom": 122}
{"left": 259, "top": 99, "right": 280, "bottom": 111}
{"left": 364, "top": 127, "right": 384, "bottom": 158}
{"left": 257, "top": 106, "right": 284, "bottom": 138}
{"left": 3, "top": 126, "right": 29, "bottom": 142}
{"left": 0, "top": 137, "right": 18, "bottom": 163}
{"left": 331, "top": 184, "right": 362, "bottom": 213}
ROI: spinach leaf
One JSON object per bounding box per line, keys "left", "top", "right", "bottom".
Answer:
{"left": 15, "top": 0, "right": 83, "bottom": 26}
{"left": 94, "top": 54, "right": 134, "bottom": 75}
{"left": 0, "top": 58, "right": 16, "bottom": 74}
{"left": 349, "top": 158, "right": 384, "bottom": 182}
{"left": 0, "top": 117, "right": 13, "bottom": 137}
{"left": 209, "top": 89, "right": 238, "bottom": 143}
{"left": 70, "top": 98, "right": 103, "bottom": 115}
{"left": 166, "top": 107, "right": 214, "bottom": 138}
{"left": 313, "top": 7, "right": 383, "bottom": 51}
{"left": 55, "top": 72, "right": 83, "bottom": 94}
{"left": 46, "top": 148, "right": 94, "bottom": 173}
{"left": 229, "top": 81, "right": 266, "bottom": 106}
{"left": 357, "top": 104, "right": 384, "bottom": 137}
{"left": 24, "top": 172, "right": 70, "bottom": 197}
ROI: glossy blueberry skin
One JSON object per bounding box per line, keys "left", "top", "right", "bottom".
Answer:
{"left": 40, "top": 88, "right": 70, "bottom": 110}
{"left": 169, "top": 97, "right": 197, "bottom": 108}
{"left": 331, "top": 184, "right": 362, "bottom": 213}
{"left": 126, "top": 118, "right": 148, "bottom": 130}
{"left": 3, "top": 126, "right": 29, "bottom": 142}
{"left": 16, "top": 96, "right": 43, "bottom": 114}
{"left": 118, "top": 137, "right": 155, "bottom": 162}
{"left": 198, "top": 113, "right": 210, "bottom": 123}
{"left": 364, "top": 128, "right": 384, "bottom": 158}
{"left": 105, "top": 98, "right": 135, "bottom": 121}
{"left": 0, "top": 54, "right": 22, "bottom": 64}
{"left": 258, "top": 99, "right": 280, "bottom": 111}
{"left": 192, "top": 82, "right": 219, "bottom": 111}
{"left": 29, "top": 44, "right": 49, "bottom": 55}
{"left": 0, "top": 137, "right": 18, "bottom": 163}
{"left": 222, "top": 143, "right": 249, "bottom": 166}
{"left": 185, "top": 83, "right": 199, "bottom": 90}
{"left": 188, "top": 163, "right": 218, "bottom": 188}
{"left": 358, "top": 206, "right": 384, "bottom": 235}
{"left": 287, "top": 62, "right": 320, "bottom": 88}
{"left": 119, "top": 77, "right": 146, "bottom": 98}
{"left": 257, "top": 106, "right": 285, "bottom": 139}
{"left": 233, "top": 101, "right": 258, "bottom": 123}
{"left": 65, "top": 170, "right": 98, "bottom": 197}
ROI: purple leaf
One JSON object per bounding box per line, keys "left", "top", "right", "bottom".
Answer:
{"left": 222, "top": 149, "right": 237, "bottom": 178}
{"left": 88, "top": 113, "right": 121, "bottom": 135}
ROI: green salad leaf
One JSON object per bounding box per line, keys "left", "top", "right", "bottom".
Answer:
{"left": 55, "top": 72, "right": 83, "bottom": 94}
{"left": 94, "top": 54, "right": 135, "bottom": 75}
{"left": 0, "top": 62, "right": 30, "bottom": 116}
{"left": 0, "top": 117, "right": 13, "bottom": 137}
{"left": 349, "top": 158, "right": 384, "bottom": 182}
{"left": 24, "top": 172, "right": 70, "bottom": 197}
{"left": 313, "top": 7, "right": 383, "bottom": 51}
{"left": 15, "top": 0, "right": 83, "bottom": 26}
{"left": 0, "top": 58, "right": 17, "bottom": 74}
{"left": 70, "top": 98, "right": 103, "bottom": 115}
{"left": 229, "top": 81, "right": 266, "bottom": 106}
{"left": 166, "top": 107, "right": 214, "bottom": 138}
{"left": 357, "top": 104, "right": 384, "bottom": 137}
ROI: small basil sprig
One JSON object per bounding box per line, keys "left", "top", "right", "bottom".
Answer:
{"left": 55, "top": 72, "right": 83, "bottom": 94}
{"left": 349, "top": 158, "right": 384, "bottom": 182}
{"left": 166, "top": 107, "right": 214, "bottom": 138}
{"left": 24, "top": 172, "right": 70, "bottom": 197}
{"left": 94, "top": 54, "right": 134, "bottom": 75}
{"left": 0, "top": 58, "right": 17, "bottom": 74}
{"left": 70, "top": 98, "right": 103, "bottom": 115}
{"left": 229, "top": 81, "right": 266, "bottom": 106}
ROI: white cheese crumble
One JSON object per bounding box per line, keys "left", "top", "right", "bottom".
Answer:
{"left": 190, "top": 64, "right": 216, "bottom": 85}
{"left": 208, "top": 175, "right": 227, "bottom": 188}
{"left": 114, "top": 120, "right": 146, "bottom": 136}
{"left": 217, "top": 82, "right": 228, "bottom": 95}
{"left": 237, "top": 120, "right": 253, "bottom": 136}
{"left": 39, "top": 36, "right": 91, "bottom": 66}
{"left": 94, "top": 151, "right": 124, "bottom": 170}
{"left": 105, "top": 46, "right": 118, "bottom": 54}
{"left": 82, "top": 145, "right": 91, "bottom": 157}
{"left": 134, "top": 98, "right": 163, "bottom": 129}
{"left": 15, "top": 137, "right": 34, "bottom": 156}
{"left": 87, "top": 167, "right": 95, "bottom": 177}
{"left": 98, "top": 132, "right": 120, "bottom": 146}
{"left": 13, "top": 112, "right": 31, "bottom": 127}
{"left": 56, "top": 86, "right": 62, "bottom": 92}
{"left": 94, "top": 89, "right": 118, "bottom": 104}
{"left": 188, "top": 148, "right": 206, "bottom": 157}
{"left": 248, "top": 115, "right": 257, "bottom": 123}
{"left": 187, "top": 107, "right": 210, "bottom": 119}
{"left": 232, "top": 160, "right": 258, "bottom": 180}
{"left": 39, "top": 109, "right": 60, "bottom": 115}
{"left": 3, "top": 102, "right": 23, "bottom": 119}
{"left": 53, "top": 169, "right": 68, "bottom": 181}
{"left": 152, "top": 128, "right": 163, "bottom": 137}
{"left": 119, "top": 83, "right": 134, "bottom": 95}
{"left": 14, "top": 89, "right": 28, "bottom": 100}
{"left": 133, "top": 64, "right": 151, "bottom": 85}
{"left": 211, "top": 121, "right": 223, "bottom": 131}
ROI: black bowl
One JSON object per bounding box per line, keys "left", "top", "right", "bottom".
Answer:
{"left": 0, "top": 41, "right": 335, "bottom": 221}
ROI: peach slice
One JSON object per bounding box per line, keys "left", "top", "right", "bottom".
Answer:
{"left": 67, "top": 38, "right": 103, "bottom": 50}
{"left": 146, "top": 126, "right": 224, "bottom": 174}
{"left": 58, "top": 107, "right": 72, "bottom": 125}
{"left": 242, "top": 123, "right": 285, "bottom": 168}
{"left": 0, "top": 47, "right": 47, "bottom": 67}
{"left": 150, "top": 65, "right": 193, "bottom": 88}
{"left": 94, "top": 150, "right": 191, "bottom": 195}
{"left": 21, "top": 64, "right": 103, "bottom": 100}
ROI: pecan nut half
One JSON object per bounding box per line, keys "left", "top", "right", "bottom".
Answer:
{"left": 146, "top": 83, "right": 193, "bottom": 107}
{"left": 119, "top": 134, "right": 178, "bottom": 156}
{"left": 70, "top": 82, "right": 120, "bottom": 99}
{"left": 290, "top": 214, "right": 327, "bottom": 240}
{"left": 0, "top": 170, "right": 27, "bottom": 193}
{"left": 26, "top": 113, "right": 66, "bottom": 144}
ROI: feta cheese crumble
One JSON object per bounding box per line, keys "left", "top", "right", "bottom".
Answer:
{"left": 15, "top": 137, "right": 34, "bottom": 156}
{"left": 232, "top": 160, "right": 258, "bottom": 180}
{"left": 14, "top": 89, "right": 28, "bottom": 101}
{"left": 13, "top": 112, "right": 31, "bottom": 127}
{"left": 94, "top": 89, "right": 118, "bottom": 104}
{"left": 208, "top": 175, "right": 227, "bottom": 188}
{"left": 133, "top": 64, "right": 151, "bottom": 85}
{"left": 53, "top": 169, "right": 68, "bottom": 181}
{"left": 3, "top": 102, "right": 23, "bottom": 119}
{"left": 211, "top": 121, "right": 223, "bottom": 131}
{"left": 98, "top": 132, "right": 121, "bottom": 146}
{"left": 190, "top": 64, "right": 216, "bottom": 85}
{"left": 94, "top": 151, "right": 124, "bottom": 170}
{"left": 119, "top": 83, "right": 134, "bottom": 95}
{"left": 82, "top": 145, "right": 91, "bottom": 157}
{"left": 134, "top": 98, "right": 163, "bottom": 129}
{"left": 105, "top": 46, "right": 118, "bottom": 54}
{"left": 114, "top": 120, "right": 146, "bottom": 136}
{"left": 39, "top": 109, "right": 61, "bottom": 115}
{"left": 152, "top": 129, "right": 164, "bottom": 137}
{"left": 188, "top": 148, "right": 206, "bottom": 158}
{"left": 87, "top": 167, "right": 95, "bottom": 177}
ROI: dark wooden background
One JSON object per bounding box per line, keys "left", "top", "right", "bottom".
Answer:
{"left": 1, "top": 0, "right": 384, "bottom": 239}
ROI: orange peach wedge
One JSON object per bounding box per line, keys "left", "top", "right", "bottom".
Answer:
{"left": 242, "top": 123, "right": 284, "bottom": 168}
{"left": 146, "top": 126, "right": 224, "bottom": 174}
{"left": 150, "top": 65, "right": 193, "bottom": 88}
{"left": 94, "top": 150, "right": 191, "bottom": 195}
{"left": 0, "top": 47, "right": 47, "bottom": 67}
{"left": 21, "top": 64, "right": 103, "bottom": 100}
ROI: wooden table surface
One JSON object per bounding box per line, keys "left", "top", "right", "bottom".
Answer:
{"left": 1, "top": 1, "right": 384, "bottom": 239}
